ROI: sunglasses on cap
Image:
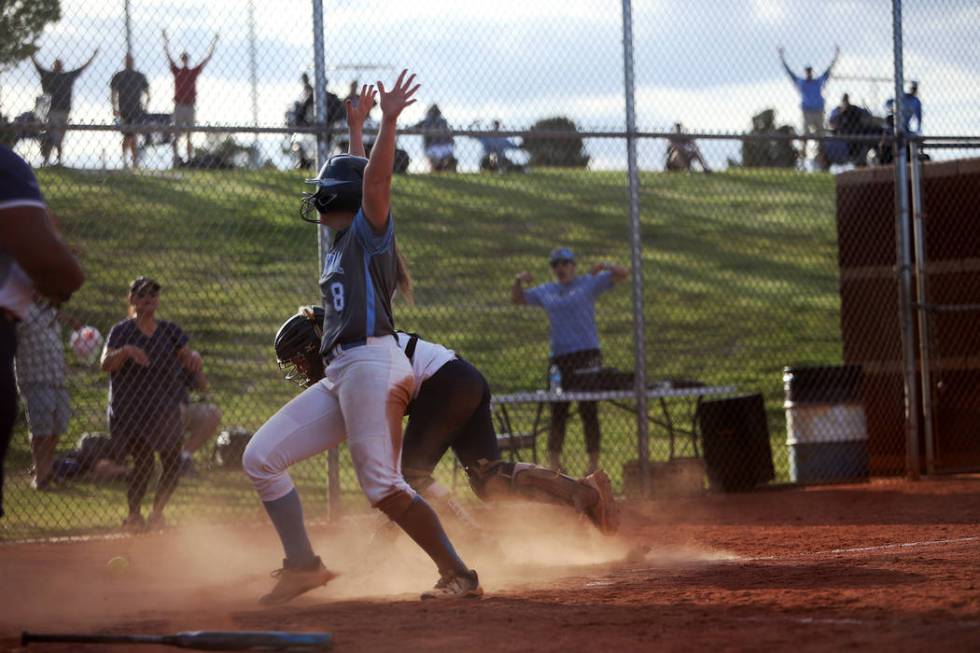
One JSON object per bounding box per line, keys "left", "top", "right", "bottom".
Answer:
{"left": 550, "top": 259, "right": 574, "bottom": 268}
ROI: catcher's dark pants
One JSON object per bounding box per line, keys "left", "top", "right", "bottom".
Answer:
{"left": 0, "top": 315, "right": 18, "bottom": 518}
{"left": 548, "top": 349, "right": 602, "bottom": 455}
{"left": 401, "top": 358, "right": 500, "bottom": 493}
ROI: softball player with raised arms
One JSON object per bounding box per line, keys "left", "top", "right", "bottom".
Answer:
{"left": 243, "top": 72, "right": 481, "bottom": 604}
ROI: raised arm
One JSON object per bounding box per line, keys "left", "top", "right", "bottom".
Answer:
{"left": 345, "top": 84, "right": 377, "bottom": 157}
{"left": 778, "top": 46, "right": 797, "bottom": 81}
{"left": 512, "top": 271, "right": 533, "bottom": 305}
{"left": 162, "top": 29, "right": 176, "bottom": 67}
{"left": 30, "top": 53, "right": 44, "bottom": 73}
{"left": 200, "top": 34, "right": 219, "bottom": 68}
{"left": 76, "top": 47, "right": 99, "bottom": 73}
{"left": 362, "top": 69, "right": 420, "bottom": 231}
{"left": 822, "top": 45, "right": 841, "bottom": 81}
{"left": 590, "top": 262, "right": 629, "bottom": 283}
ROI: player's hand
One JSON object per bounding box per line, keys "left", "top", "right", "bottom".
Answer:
{"left": 377, "top": 69, "right": 420, "bottom": 121}
{"left": 777, "top": 46, "right": 785, "bottom": 55}
{"left": 184, "top": 350, "right": 204, "bottom": 374}
{"left": 590, "top": 263, "right": 607, "bottom": 275}
{"left": 345, "top": 84, "right": 377, "bottom": 129}
{"left": 125, "top": 345, "right": 149, "bottom": 367}
{"left": 515, "top": 271, "right": 533, "bottom": 284}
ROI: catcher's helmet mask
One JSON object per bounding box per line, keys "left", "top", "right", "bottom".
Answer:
{"left": 299, "top": 155, "right": 368, "bottom": 223}
{"left": 275, "top": 305, "right": 327, "bottom": 386}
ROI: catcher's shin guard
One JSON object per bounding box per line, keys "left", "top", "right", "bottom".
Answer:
{"left": 473, "top": 460, "right": 619, "bottom": 534}
{"left": 473, "top": 460, "right": 596, "bottom": 512}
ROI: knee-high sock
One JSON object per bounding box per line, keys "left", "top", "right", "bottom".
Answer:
{"left": 386, "top": 494, "right": 468, "bottom": 575}
{"left": 262, "top": 488, "right": 316, "bottom": 567}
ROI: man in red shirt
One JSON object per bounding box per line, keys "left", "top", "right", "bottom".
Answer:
{"left": 163, "top": 30, "right": 218, "bottom": 166}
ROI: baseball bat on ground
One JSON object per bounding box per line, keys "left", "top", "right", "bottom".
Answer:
{"left": 21, "top": 630, "right": 332, "bottom": 651}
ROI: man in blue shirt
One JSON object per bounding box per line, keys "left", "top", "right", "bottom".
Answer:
{"left": 779, "top": 45, "right": 840, "bottom": 164}
{"left": 899, "top": 81, "right": 923, "bottom": 134}
{"left": 512, "top": 247, "right": 627, "bottom": 473}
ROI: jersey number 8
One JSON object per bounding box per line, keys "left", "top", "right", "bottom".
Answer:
{"left": 330, "top": 282, "right": 345, "bottom": 312}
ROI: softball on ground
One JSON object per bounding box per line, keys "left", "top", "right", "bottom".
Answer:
{"left": 106, "top": 556, "right": 129, "bottom": 575}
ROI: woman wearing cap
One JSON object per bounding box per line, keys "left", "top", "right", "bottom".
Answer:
{"left": 512, "top": 248, "right": 628, "bottom": 473}
{"left": 100, "top": 276, "right": 204, "bottom": 531}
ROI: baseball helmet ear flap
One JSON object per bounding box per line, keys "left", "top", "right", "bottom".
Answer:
{"left": 274, "top": 305, "right": 326, "bottom": 386}
{"left": 299, "top": 155, "right": 368, "bottom": 223}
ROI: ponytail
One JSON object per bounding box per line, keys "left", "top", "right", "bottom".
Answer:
{"left": 394, "top": 243, "right": 414, "bottom": 305}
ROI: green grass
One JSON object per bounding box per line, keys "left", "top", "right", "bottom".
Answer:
{"left": 2, "top": 166, "right": 841, "bottom": 540}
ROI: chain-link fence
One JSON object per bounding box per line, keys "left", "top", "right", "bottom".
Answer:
{"left": 2, "top": 0, "right": 978, "bottom": 541}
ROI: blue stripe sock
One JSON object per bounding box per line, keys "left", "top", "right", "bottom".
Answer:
{"left": 391, "top": 495, "right": 468, "bottom": 575}
{"left": 262, "top": 488, "right": 317, "bottom": 568}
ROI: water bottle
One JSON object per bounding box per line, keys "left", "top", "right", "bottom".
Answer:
{"left": 549, "top": 364, "right": 563, "bottom": 395}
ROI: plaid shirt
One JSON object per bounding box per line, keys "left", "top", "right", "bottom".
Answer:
{"left": 14, "top": 302, "right": 67, "bottom": 388}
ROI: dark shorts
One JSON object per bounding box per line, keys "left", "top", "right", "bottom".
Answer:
{"left": 110, "top": 407, "right": 183, "bottom": 456}
{"left": 118, "top": 110, "right": 144, "bottom": 136}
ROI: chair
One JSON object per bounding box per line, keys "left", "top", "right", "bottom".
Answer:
{"left": 451, "top": 402, "right": 540, "bottom": 489}
{"left": 493, "top": 402, "right": 541, "bottom": 464}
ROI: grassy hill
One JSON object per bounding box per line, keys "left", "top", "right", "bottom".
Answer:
{"left": 2, "top": 166, "right": 841, "bottom": 539}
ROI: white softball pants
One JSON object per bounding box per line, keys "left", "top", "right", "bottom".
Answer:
{"left": 243, "top": 337, "right": 416, "bottom": 506}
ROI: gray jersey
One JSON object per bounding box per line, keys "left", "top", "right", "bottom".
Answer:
{"left": 319, "top": 209, "right": 398, "bottom": 354}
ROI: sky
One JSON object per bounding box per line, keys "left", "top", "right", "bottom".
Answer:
{"left": 3, "top": 0, "right": 978, "bottom": 171}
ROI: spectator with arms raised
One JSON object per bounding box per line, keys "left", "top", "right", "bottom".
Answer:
{"left": 163, "top": 30, "right": 218, "bottom": 166}
{"left": 30, "top": 48, "right": 99, "bottom": 166}
{"left": 778, "top": 45, "right": 840, "bottom": 165}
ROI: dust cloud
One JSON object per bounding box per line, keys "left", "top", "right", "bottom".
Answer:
{"left": 2, "top": 500, "right": 730, "bottom": 636}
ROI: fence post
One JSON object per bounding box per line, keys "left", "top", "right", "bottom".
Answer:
{"left": 891, "top": 0, "right": 921, "bottom": 480}
{"left": 909, "top": 141, "right": 935, "bottom": 474}
{"left": 311, "top": 0, "right": 342, "bottom": 519}
{"left": 620, "top": 0, "right": 649, "bottom": 497}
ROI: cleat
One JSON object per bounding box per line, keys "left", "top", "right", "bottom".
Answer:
{"left": 420, "top": 568, "right": 483, "bottom": 600}
{"left": 582, "top": 469, "right": 620, "bottom": 535}
{"left": 259, "top": 557, "right": 336, "bottom": 606}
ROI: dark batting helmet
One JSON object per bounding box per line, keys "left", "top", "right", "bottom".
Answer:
{"left": 299, "top": 154, "right": 368, "bottom": 223}
{"left": 275, "top": 305, "right": 326, "bottom": 386}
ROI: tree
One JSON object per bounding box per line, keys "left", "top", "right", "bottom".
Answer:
{"left": 523, "top": 116, "right": 590, "bottom": 168}
{"left": 0, "top": 0, "right": 61, "bottom": 72}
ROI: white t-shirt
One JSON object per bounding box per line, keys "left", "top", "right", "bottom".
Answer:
{"left": 395, "top": 332, "right": 456, "bottom": 399}
{"left": 14, "top": 302, "right": 66, "bottom": 387}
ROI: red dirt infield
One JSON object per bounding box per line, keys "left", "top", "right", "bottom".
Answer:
{"left": 2, "top": 476, "right": 978, "bottom": 652}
